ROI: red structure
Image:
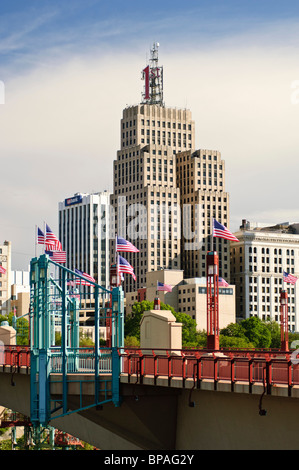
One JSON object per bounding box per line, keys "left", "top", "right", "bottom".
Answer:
{"left": 206, "top": 251, "right": 219, "bottom": 350}
{"left": 54, "top": 431, "right": 84, "bottom": 448}
{"left": 280, "top": 290, "right": 289, "bottom": 351}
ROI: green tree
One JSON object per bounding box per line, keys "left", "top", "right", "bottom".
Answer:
{"left": 220, "top": 322, "right": 246, "bottom": 339}
{"left": 124, "top": 336, "right": 140, "bottom": 348}
{"left": 0, "top": 312, "right": 29, "bottom": 345}
{"left": 289, "top": 331, "right": 299, "bottom": 349}
{"left": 124, "top": 300, "right": 153, "bottom": 340}
{"left": 264, "top": 320, "right": 281, "bottom": 349}
{"left": 124, "top": 300, "right": 200, "bottom": 347}
{"left": 219, "top": 335, "right": 253, "bottom": 349}
{"left": 239, "top": 316, "right": 272, "bottom": 348}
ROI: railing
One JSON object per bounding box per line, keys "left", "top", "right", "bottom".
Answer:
{"left": 0, "top": 346, "right": 112, "bottom": 374}
{"left": 119, "top": 348, "right": 299, "bottom": 392}
{"left": 0, "top": 346, "right": 30, "bottom": 370}
{"left": 2, "top": 345, "right": 299, "bottom": 393}
{"left": 49, "top": 347, "right": 112, "bottom": 374}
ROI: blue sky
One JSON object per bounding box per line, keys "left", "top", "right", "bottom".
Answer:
{"left": 1, "top": 1, "right": 299, "bottom": 270}
{"left": 2, "top": 0, "right": 299, "bottom": 73}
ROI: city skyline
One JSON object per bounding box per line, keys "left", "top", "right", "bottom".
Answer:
{"left": 1, "top": 1, "right": 299, "bottom": 270}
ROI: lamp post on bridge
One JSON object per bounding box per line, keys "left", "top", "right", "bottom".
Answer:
{"left": 206, "top": 251, "right": 219, "bottom": 350}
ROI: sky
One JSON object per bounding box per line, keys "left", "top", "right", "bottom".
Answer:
{"left": 1, "top": 0, "right": 299, "bottom": 270}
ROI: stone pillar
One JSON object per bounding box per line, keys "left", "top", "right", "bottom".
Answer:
{"left": 140, "top": 310, "right": 182, "bottom": 353}
{"left": 0, "top": 321, "right": 16, "bottom": 345}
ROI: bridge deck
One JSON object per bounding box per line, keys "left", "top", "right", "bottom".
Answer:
{"left": 2, "top": 345, "right": 299, "bottom": 399}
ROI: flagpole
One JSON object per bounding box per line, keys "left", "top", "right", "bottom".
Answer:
{"left": 44, "top": 220, "right": 46, "bottom": 254}
{"left": 35, "top": 225, "right": 37, "bottom": 258}
{"left": 115, "top": 234, "right": 120, "bottom": 287}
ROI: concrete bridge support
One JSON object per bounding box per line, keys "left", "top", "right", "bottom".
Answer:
{"left": 2, "top": 369, "right": 299, "bottom": 450}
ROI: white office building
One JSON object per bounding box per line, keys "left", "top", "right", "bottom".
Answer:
{"left": 231, "top": 220, "right": 299, "bottom": 331}
{"left": 58, "top": 191, "right": 111, "bottom": 288}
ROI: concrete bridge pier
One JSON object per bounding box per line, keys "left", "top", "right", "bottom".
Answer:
{"left": 2, "top": 369, "right": 299, "bottom": 449}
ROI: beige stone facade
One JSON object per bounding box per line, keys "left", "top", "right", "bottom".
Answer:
{"left": 176, "top": 149, "right": 230, "bottom": 281}
{"left": 111, "top": 104, "right": 195, "bottom": 293}
{"left": 177, "top": 278, "right": 235, "bottom": 331}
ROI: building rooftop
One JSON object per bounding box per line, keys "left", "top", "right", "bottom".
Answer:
{"left": 240, "top": 219, "right": 299, "bottom": 234}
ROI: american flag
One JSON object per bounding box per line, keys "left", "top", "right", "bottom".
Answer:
{"left": 116, "top": 236, "right": 139, "bottom": 253}
{"left": 157, "top": 281, "right": 172, "bottom": 292}
{"left": 37, "top": 227, "right": 45, "bottom": 244}
{"left": 219, "top": 277, "right": 229, "bottom": 287}
{"left": 45, "top": 250, "right": 66, "bottom": 263}
{"left": 118, "top": 255, "right": 136, "bottom": 281}
{"left": 0, "top": 265, "right": 6, "bottom": 274}
{"left": 75, "top": 269, "right": 96, "bottom": 286}
{"left": 213, "top": 219, "right": 239, "bottom": 242}
{"left": 46, "top": 224, "right": 62, "bottom": 251}
{"left": 283, "top": 271, "right": 298, "bottom": 285}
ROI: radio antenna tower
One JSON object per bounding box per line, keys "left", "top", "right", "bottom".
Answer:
{"left": 141, "top": 42, "right": 164, "bottom": 106}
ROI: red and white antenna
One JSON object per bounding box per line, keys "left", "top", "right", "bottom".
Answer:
{"left": 141, "top": 42, "right": 164, "bottom": 106}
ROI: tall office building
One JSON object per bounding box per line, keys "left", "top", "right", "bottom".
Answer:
{"left": 59, "top": 191, "right": 111, "bottom": 288}
{"left": 230, "top": 220, "right": 299, "bottom": 330}
{"left": 111, "top": 43, "right": 195, "bottom": 292}
{"left": 176, "top": 149, "right": 230, "bottom": 281}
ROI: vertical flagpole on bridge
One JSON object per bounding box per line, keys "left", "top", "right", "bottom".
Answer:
{"left": 115, "top": 234, "right": 120, "bottom": 287}
{"left": 35, "top": 225, "right": 37, "bottom": 258}
{"left": 43, "top": 220, "right": 47, "bottom": 255}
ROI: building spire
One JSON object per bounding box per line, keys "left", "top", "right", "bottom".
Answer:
{"left": 141, "top": 42, "right": 164, "bottom": 106}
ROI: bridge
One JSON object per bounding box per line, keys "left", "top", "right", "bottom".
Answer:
{"left": 1, "top": 253, "right": 299, "bottom": 450}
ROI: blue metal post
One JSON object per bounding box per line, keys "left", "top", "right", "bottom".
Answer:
{"left": 94, "top": 285, "right": 99, "bottom": 403}
{"left": 61, "top": 268, "right": 68, "bottom": 415}
{"left": 30, "top": 255, "right": 52, "bottom": 426}
{"left": 111, "top": 286, "right": 124, "bottom": 406}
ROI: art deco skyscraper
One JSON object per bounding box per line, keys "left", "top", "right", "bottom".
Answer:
{"left": 110, "top": 43, "right": 195, "bottom": 292}
{"left": 176, "top": 149, "right": 230, "bottom": 281}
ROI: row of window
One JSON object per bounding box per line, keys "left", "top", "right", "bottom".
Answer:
{"left": 139, "top": 119, "right": 192, "bottom": 130}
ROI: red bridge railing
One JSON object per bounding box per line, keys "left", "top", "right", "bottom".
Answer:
{"left": 119, "top": 348, "right": 299, "bottom": 394}
{"left": 1, "top": 346, "right": 30, "bottom": 370}
{"left": 2, "top": 345, "right": 299, "bottom": 394}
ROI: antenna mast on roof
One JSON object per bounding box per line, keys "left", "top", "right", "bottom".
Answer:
{"left": 141, "top": 42, "right": 164, "bottom": 106}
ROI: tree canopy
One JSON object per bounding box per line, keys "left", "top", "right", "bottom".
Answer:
{"left": 125, "top": 301, "right": 299, "bottom": 350}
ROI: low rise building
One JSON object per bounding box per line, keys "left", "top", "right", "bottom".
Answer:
{"left": 126, "top": 268, "right": 235, "bottom": 331}
{"left": 11, "top": 270, "right": 30, "bottom": 317}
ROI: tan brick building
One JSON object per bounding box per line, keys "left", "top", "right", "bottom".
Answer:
{"left": 111, "top": 102, "right": 196, "bottom": 292}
